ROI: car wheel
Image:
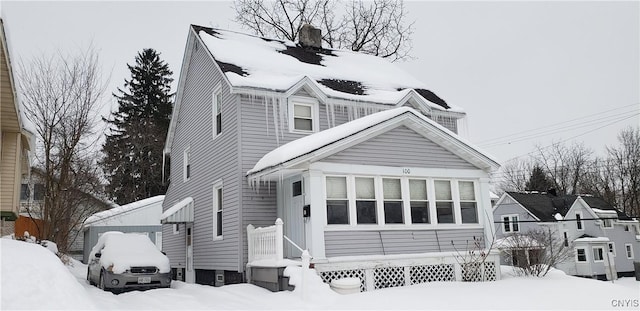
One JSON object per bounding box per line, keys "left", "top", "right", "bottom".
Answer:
{"left": 99, "top": 271, "right": 106, "bottom": 291}
{"left": 87, "top": 267, "right": 93, "bottom": 285}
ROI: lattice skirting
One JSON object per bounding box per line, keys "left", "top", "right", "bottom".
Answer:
{"left": 317, "top": 261, "right": 497, "bottom": 292}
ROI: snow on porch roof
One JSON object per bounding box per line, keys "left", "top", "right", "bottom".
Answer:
{"left": 160, "top": 197, "right": 194, "bottom": 224}
{"left": 194, "top": 25, "right": 457, "bottom": 110}
{"left": 247, "top": 107, "right": 499, "bottom": 178}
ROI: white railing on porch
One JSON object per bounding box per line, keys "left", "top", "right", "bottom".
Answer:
{"left": 247, "top": 218, "right": 284, "bottom": 263}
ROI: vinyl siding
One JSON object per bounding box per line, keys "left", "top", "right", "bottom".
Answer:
{"left": 324, "top": 228, "right": 485, "bottom": 257}
{"left": 162, "top": 36, "right": 241, "bottom": 271}
{"left": 492, "top": 196, "right": 544, "bottom": 239}
{"left": 324, "top": 125, "right": 477, "bottom": 169}
{"left": 0, "top": 132, "right": 19, "bottom": 214}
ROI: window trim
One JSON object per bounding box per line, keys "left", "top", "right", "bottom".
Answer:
{"left": 575, "top": 211, "right": 584, "bottom": 231}
{"left": 458, "top": 180, "right": 478, "bottom": 224}
{"left": 575, "top": 247, "right": 587, "bottom": 262}
{"left": 212, "top": 180, "right": 223, "bottom": 240}
{"left": 592, "top": 246, "right": 605, "bottom": 262}
{"left": 502, "top": 214, "right": 520, "bottom": 233}
{"left": 212, "top": 84, "right": 222, "bottom": 139}
{"left": 625, "top": 243, "right": 634, "bottom": 259}
{"left": 434, "top": 180, "right": 454, "bottom": 224}
{"left": 173, "top": 224, "right": 180, "bottom": 235}
{"left": 183, "top": 147, "right": 191, "bottom": 182}
{"left": 325, "top": 176, "right": 350, "bottom": 225}
{"left": 288, "top": 96, "right": 319, "bottom": 133}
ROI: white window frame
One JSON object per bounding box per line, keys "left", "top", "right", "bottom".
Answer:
{"left": 434, "top": 180, "right": 455, "bottom": 224}
{"left": 607, "top": 242, "right": 616, "bottom": 257}
{"left": 212, "top": 180, "right": 223, "bottom": 240}
{"left": 288, "top": 96, "right": 319, "bottom": 133}
{"left": 325, "top": 175, "right": 350, "bottom": 225}
{"left": 183, "top": 147, "right": 191, "bottom": 182}
{"left": 212, "top": 84, "right": 222, "bottom": 139}
{"left": 502, "top": 214, "right": 520, "bottom": 233}
{"left": 173, "top": 224, "right": 179, "bottom": 235}
{"left": 592, "top": 246, "right": 604, "bottom": 262}
{"left": 458, "top": 180, "right": 478, "bottom": 224}
{"left": 575, "top": 247, "right": 587, "bottom": 262}
{"left": 575, "top": 211, "right": 584, "bottom": 231}
{"left": 602, "top": 218, "right": 613, "bottom": 229}
{"left": 625, "top": 243, "right": 634, "bottom": 259}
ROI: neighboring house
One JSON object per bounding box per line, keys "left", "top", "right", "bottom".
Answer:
{"left": 83, "top": 195, "right": 164, "bottom": 263}
{"left": 493, "top": 191, "right": 640, "bottom": 279}
{"left": 0, "top": 18, "right": 33, "bottom": 237}
{"left": 161, "top": 24, "right": 501, "bottom": 291}
{"left": 19, "top": 168, "right": 113, "bottom": 260}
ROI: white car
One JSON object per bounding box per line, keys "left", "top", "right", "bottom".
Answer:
{"left": 87, "top": 232, "right": 171, "bottom": 293}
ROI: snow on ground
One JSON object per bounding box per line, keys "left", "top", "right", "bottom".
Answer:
{"left": 1, "top": 238, "right": 638, "bottom": 310}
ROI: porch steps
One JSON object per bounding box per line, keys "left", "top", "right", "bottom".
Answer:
{"left": 248, "top": 266, "right": 296, "bottom": 292}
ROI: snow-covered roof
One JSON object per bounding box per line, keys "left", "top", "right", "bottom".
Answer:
{"left": 247, "top": 107, "right": 500, "bottom": 179}
{"left": 194, "top": 25, "right": 456, "bottom": 110}
{"left": 591, "top": 208, "right": 618, "bottom": 215}
{"left": 495, "top": 235, "right": 544, "bottom": 249}
{"left": 84, "top": 195, "right": 164, "bottom": 226}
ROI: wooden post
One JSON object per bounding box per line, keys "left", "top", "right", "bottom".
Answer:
{"left": 301, "top": 250, "right": 310, "bottom": 301}
{"left": 247, "top": 224, "right": 255, "bottom": 264}
{"left": 275, "top": 218, "right": 284, "bottom": 262}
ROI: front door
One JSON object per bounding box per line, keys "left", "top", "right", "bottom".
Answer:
{"left": 185, "top": 223, "right": 195, "bottom": 283}
{"left": 285, "top": 177, "right": 305, "bottom": 258}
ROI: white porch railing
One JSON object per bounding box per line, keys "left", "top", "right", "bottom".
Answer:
{"left": 247, "top": 218, "right": 284, "bottom": 263}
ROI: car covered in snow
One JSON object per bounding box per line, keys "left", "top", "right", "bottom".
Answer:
{"left": 87, "top": 231, "right": 171, "bottom": 293}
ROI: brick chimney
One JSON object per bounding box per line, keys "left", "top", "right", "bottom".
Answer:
{"left": 298, "top": 24, "right": 322, "bottom": 49}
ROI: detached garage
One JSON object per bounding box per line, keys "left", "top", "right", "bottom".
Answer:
{"left": 83, "top": 195, "right": 164, "bottom": 263}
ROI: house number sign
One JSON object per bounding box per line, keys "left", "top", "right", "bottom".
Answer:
{"left": 402, "top": 168, "right": 411, "bottom": 175}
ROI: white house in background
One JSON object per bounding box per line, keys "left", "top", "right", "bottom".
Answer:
{"left": 493, "top": 191, "right": 640, "bottom": 280}
{"left": 83, "top": 195, "right": 164, "bottom": 263}
{"left": 160, "top": 24, "right": 501, "bottom": 291}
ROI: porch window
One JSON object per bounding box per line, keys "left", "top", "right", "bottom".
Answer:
{"left": 434, "top": 180, "right": 454, "bottom": 224}
{"left": 383, "top": 178, "right": 403, "bottom": 224}
{"left": 592, "top": 246, "right": 604, "bottom": 262}
{"left": 625, "top": 244, "right": 634, "bottom": 259}
{"left": 576, "top": 248, "right": 587, "bottom": 262}
{"left": 326, "top": 177, "right": 348, "bottom": 224}
{"left": 355, "top": 177, "right": 377, "bottom": 224}
{"left": 575, "top": 212, "right": 583, "bottom": 230}
{"left": 459, "top": 181, "right": 477, "bottom": 224}
{"left": 409, "top": 179, "right": 429, "bottom": 224}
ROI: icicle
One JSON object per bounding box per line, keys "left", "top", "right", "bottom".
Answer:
{"left": 271, "top": 97, "right": 280, "bottom": 146}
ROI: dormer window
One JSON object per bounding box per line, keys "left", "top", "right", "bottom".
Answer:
{"left": 289, "top": 97, "right": 318, "bottom": 133}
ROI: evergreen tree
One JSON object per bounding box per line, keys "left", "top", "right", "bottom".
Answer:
{"left": 101, "top": 49, "right": 173, "bottom": 205}
{"left": 525, "top": 165, "right": 554, "bottom": 193}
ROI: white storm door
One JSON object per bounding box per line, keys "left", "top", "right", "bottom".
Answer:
{"left": 285, "top": 178, "right": 305, "bottom": 258}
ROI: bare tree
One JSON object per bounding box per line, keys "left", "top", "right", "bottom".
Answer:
{"left": 18, "top": 47, "right": 109, "bottom": 254}
{"left": 499, "top": 228, "right": 573, "bottom": 277}
{"left": 607, "top": 127, "right": 640, "bottom": 217}
{"left": 234, "top": 0, "right": 414, "bottom": 61}
{"left": 497, "top": 159, "right": 533, "bottom": 192}
{"left": 534, "top": 142, "right": 593, "bottom": 195}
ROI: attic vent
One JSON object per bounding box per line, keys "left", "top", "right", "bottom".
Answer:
{"left": 299, "top": 24, "right": 322, "bottom": 48}
{"left": 318, "top": 79, "right": 365, "bottom": 95}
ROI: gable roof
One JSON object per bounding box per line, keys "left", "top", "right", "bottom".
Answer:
{"left": 247, "top": 107, "right": 500, "bottom": 180}
{"left": 505, "top": 192, "right": 632, "bottom": 222}
{"left": 192, "top": 25, "right": 456, "bottom": 111}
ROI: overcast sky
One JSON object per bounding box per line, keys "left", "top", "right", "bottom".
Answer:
{"left": 1, "top": 1, "right": 638, "bottom": 165}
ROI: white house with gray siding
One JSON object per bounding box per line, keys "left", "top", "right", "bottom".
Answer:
{"left": 160, "top": 24, "right": 502, "bottom": 290}
{"left": 493, "top": 192, "right": 640, "bottom": 280}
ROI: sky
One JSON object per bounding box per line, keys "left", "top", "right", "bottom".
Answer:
{"left": 1, "top": 0, "right": 638, "bottom": 166}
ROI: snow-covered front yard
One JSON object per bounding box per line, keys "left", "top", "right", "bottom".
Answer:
{"left": 1, "top": 238, "right": 638, "bottom": 310}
